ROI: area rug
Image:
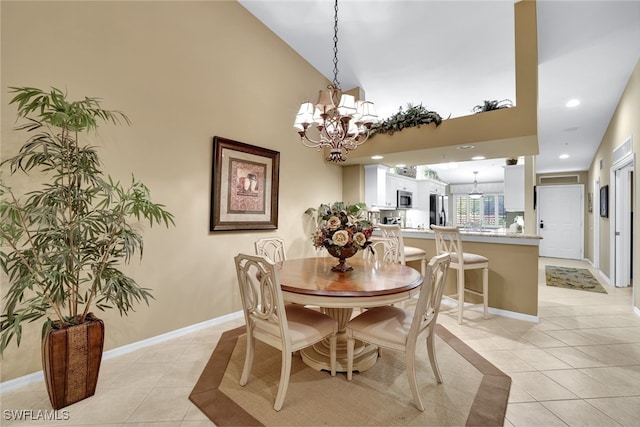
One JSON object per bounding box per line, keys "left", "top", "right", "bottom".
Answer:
{"left": 545, "top": 266, "right": 607, "bottom": 293}
{"left": 189, "top": 325, "right": 511, "bottom": 426}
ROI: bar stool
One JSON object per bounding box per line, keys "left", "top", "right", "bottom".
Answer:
{"left": 376, "top": 224, "right": 427, "bottom": 277}
{"left": 431, "top": 226, "right": 488, "bottom": 324}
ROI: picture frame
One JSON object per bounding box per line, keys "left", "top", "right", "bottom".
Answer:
{"left": 210, "top": 136, "right": 280, "bottom": 231}
{"left": 599, "top": 185, "right": 608, "bottom": 218}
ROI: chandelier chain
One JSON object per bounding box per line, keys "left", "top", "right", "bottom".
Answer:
{"left": 332, "top": 0, "right": 340, "bottom": 89}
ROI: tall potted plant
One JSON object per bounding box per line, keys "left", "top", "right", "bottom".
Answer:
{"left": 0, "top": 87, "right": 174, "bottom": 409}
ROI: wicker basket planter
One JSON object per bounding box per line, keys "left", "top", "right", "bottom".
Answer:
{"left": 42, "top": 314, "right": 105, "bottom": 410}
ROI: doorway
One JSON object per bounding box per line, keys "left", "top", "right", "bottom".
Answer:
{"left": 537, "top": 185, "right": 584, "bottom": 259}
{"left": 611, "top": 156, "right": 634, "bottom": 288}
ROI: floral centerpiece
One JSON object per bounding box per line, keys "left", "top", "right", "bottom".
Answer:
{"left": 311, "top": 202, "right": 374, "bottom": 272}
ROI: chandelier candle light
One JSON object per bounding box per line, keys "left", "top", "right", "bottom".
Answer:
{"left": 293, "top": 0, "right": 378, "bottom": 163}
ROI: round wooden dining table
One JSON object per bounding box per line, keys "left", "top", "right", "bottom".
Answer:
{"left": 277, "top": 256, "right": 423, "bottom": 373}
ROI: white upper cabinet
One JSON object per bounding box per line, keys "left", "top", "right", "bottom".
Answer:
{"left": 365, "top": 164, "right": 390, "bottom": 208}
{"left": 504, "top": 165, "right": 525, "bottom": 211}
{"left": 365, "top": 165, "right": 419, "bottom": 209}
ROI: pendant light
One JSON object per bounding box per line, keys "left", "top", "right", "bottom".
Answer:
{"left": 469, "top": 171, "right": 483, "bottom": 199}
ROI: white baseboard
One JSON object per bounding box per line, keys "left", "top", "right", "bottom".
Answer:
{"left": 0, "top": 311, "right": 243, "bottom": 395}
{"left": 439, "top": 299, "right": 539, "bottom": 323}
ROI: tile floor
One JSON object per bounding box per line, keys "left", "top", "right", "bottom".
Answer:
{"left": 1, "top": 257, "right": 638, "bottom": 426}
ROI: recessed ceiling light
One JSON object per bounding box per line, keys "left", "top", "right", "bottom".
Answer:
{"left": 371, "top": 155, "right": 384, "bottom": 160}
{"left": 395, "top": 164, "right": 406, "bottom": 168}
{"left": 566, "top": 99, "right": 580, "bottom": 108}
{"left": 559, "top": 154, "right": 570, "bottom": 159}
{"left": 471, "top": 155, "right": 485, "bottom": 160}
{"left": 457, "top": 145, "right": 475, "bottom": 150}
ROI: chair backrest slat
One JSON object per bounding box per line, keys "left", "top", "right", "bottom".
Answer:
{"left": 254, "top": 237, "right": 287, "bottom": 263}
{"left": 431, "top": 226, "right": 463, "bottom": 261}
{"left": 364, "top": 237, "right": 400, "bottom": 263}
{"left": 376, "top": 224, "right": 406, "bottom": 264}
{"left": 410, "top": 253, "right": 450, "bottom": 337}
{"left": 235, "top": 253, "right": 289, "bottom": 342}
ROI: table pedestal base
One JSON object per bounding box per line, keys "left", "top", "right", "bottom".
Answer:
{"left": 300, "top": 307, "right": 378, "bottom": 373}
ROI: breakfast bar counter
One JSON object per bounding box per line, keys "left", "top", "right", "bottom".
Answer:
{"left": 375, "top": 228, "right": 542, "bottom": 320}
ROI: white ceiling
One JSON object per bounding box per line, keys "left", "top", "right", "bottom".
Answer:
{"left": 239, "top": 0, "right": 639, "bottom": 185}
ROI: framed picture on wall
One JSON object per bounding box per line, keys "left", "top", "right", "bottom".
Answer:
{"left": 210, "top": 136, "right": 280, "bottom": 231}
{"left": 599, "top": 185, "right": 608, "bottom": 218}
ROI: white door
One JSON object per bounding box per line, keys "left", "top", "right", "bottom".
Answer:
{"left": 538, "top": 185, "right": 583, "bottom": 259}
{"left": 614, "top": 163, "right": 633, "bottom": 287}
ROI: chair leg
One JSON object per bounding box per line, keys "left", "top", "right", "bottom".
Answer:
{"left": 483, "top": 266, "right": 489, "bottom": 319}
{"left": 457, "top": 269, "right": 465, "bottom": 324}
{"left": 273, "top": 350, "right": 292, "bottom": 411}
{"left": 239, "top": 332, "right": 254, "bottom": 386}
{"left": 346, "top": 335, "right": 355, "bottom": 380}
{"left": 405, "top": 344, "right": 425, "bottom": 412}
{"left": 426, "top": 332, "right": 442, "bottom": 383}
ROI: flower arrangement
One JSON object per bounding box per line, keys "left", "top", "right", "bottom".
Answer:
{"left": 311, "top": 202, "right": 374, "bottom": 256}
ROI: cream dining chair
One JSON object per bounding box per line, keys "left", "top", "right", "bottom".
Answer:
{"left": 431, "top": 225, "right": 489, "bottom": 324}
{"left": 376, "top": 224, "right": 427, "bottom": 276}
{"left": 345, "top": 253, "right": 451, "bottom": 411}
{"left": 363, "top": 236, "right": 401, "bottom": 264}
{"left": 254, "top": 236, "right": 287, "bottom": 262}
{"left": 234, "top": 253, "right": 337, "bottom": 411}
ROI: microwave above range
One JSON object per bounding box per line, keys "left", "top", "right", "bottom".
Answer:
{"left": 397, "top": 190, "right": 413, "bottom": 209}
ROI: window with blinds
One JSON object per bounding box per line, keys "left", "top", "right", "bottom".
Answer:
{"left": 453, "top": 194, "right": 505, "bottom": 228}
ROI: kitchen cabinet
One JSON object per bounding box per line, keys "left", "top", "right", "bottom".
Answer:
{"left": 416, "top": 179, "right": 446, "bottom": 210}
{"left": 365, "top": 164, "right": 419, "bottom": 209}
{"left": 504, "top": 165, "right": 524, "bottom": 211}
{"left": 365, "top": 165, "right": 391, "bottom": 208}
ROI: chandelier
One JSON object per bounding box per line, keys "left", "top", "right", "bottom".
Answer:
{"left": 469, "top": 171, "right": 483, "bottom": 199}
{"left": 293, "top": 0, "right": 377, "bottom": 163}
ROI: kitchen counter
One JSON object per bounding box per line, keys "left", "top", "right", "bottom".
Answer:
{"left": 376, "top": 227, "right": 541, "bottom": 321}
{"left": 397, "top": 228, "right": 542, "bottom": 246}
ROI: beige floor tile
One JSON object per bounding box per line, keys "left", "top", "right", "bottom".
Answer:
{"left": 548, "top": 316, "right": 621, "bottom": 330}
{"left": 586, "top": 396, "right": 640, "bottom": 426}
{"left": 109, "top": 363, "right": 174, "bottom": 388}
{"left": 580, "top": 366, "right": 640, "bottom": 395}
{"left": 544, "top": 329, "right": 600, "bottom": 346}
{"left": 575, "top": 344, "right": 640, "bottom": 366}
{"left": 544, "top": 346, "right": 607, "bottom": 368}
{"left": 541, "top": 399, "right": 621, "bottom": 426}
{"left": 156, "top": 362, "right": 207, "bottom": 387}
{"left": 509, "top": 371, "right": 577, "bottom": 401}
{"left": 519, "top": 330, "right": 567, "bottom": 348}
{"left": 542, "top": 369, "right": 625, "bottom": 398}
{"left": 126, "top": 387, "right": 192, "bottom": 423}
{"left": 179, "top": 420, "right": 215, "bottom": 427}
{"left": 133, "top": 344, "right": 187, "bottom": 364}
{"left": 178, "top": 343, "right": 217, "bottom": 366}
{"left": 65, "top": 387, "right": 153, "bottom": 425}
{"left": 505, "top": 402, "right": 567, "bottom": 427}
{"left": 576, "top": 327, "right": 640, "bottom": 345}
{"left": 507, "top": 383, "right": 537, "bottom": 403}
{"left": 182, "top": 403, "right": 212, "bottom": 421}
{"left": 510, "top": 348, "right": 572, "bottom": 370}
{"left": 478, "top": 350, "right": 537, "bottom": 373}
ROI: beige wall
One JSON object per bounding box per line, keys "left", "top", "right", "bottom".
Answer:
{"left": 0, "top": 1, "right": 342, "bottom": 381}
{"left": 587, "top": 59, "right": 640, "bottom": 309}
